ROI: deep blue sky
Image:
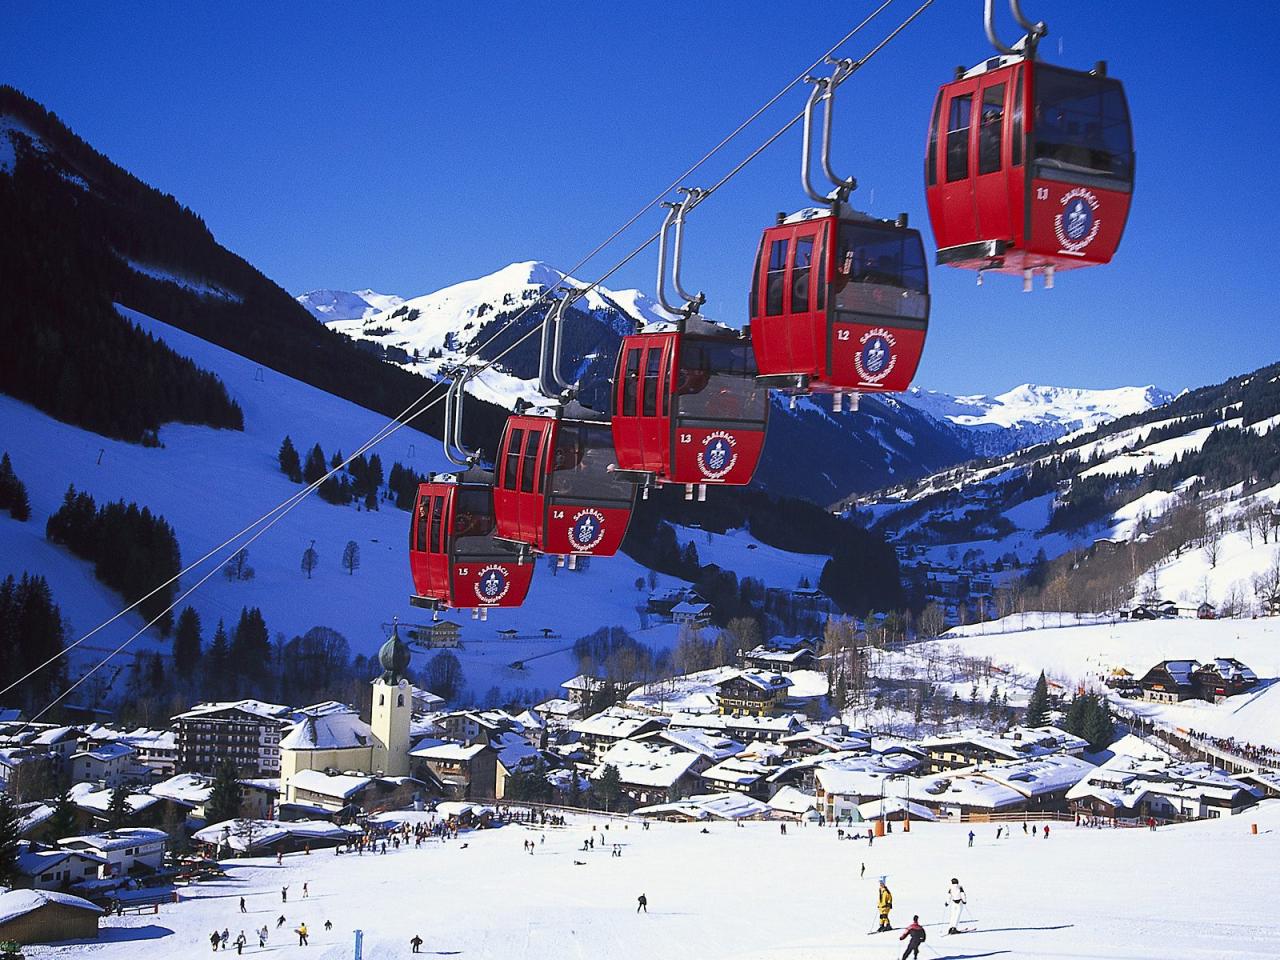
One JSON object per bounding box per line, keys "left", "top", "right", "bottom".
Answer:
{"left": 5, "top": 2, "right": 1277, "bottom": 395}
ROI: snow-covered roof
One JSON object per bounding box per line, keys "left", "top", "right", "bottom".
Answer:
{"left": 0, "top": 889, "right": 102, "bottom": 924}
{"left": 781, "top": 728, "right": 872, "bottom": 753}
{"left": 493, "top": 731, "right": 538, "bottom": 770}
{"left": 701, "top": 755, "right": 775, "bottom": 786}
{"left": 173, "top": 699, "right": 292, "bottom": 721}
{"left": 562, "top": 674, "right": 607, "bottom": 692}
{"left": 410, "top": 740, "right": 491, "bottom": 762}
{"left": 634, "top": 792, "right": 770, "bottom": 821}
{"left": 289, "top": 769, "right": 373, "bottom": 799}
{"left": 31, "top": 725, "right": 81, "bottom": 745}
{"left": 16, "top": 801, "right": 55, "bottom": 835}
{"left": 60, "top": 827, "right": 168, "bottom": 853}
{"left": 282, "top": 710, "right": 373, "bottom": 751}
{"left": 1204, "top": 658, "right": 1258, "bottom": 682}
{"left": 668, "top": 711, "right": 803, "bottom": 736}
{"left": 977, "top": 754, "right": 1096, "bottom": 798}
{"left": 768, "top": 786, "right": 817, "bottom": 814}
{"left": 1154, "top": 660, "right": 1201, "bottom": 686}
{"left": 644, "top": 728, "right": 743, "bottom": 760}
{"left": 671, "top": 601, "right": 712, "bottom": 615}
{"left": 16, "top": 846, "right": 107, "bottom": 876}
{"left": 73, "top": 741, "right": 134, "bottom": 762}
{"left": 856, "top": 797, "right": 938, "bottom": 821}
{"left": 534, "top": 698, "right": 581, "bottom": 718}
{"left": 715, "top": 669, "right": 793, "bottom": 694}
{"left": 573, "top": 707, "right": 665, "bottom": 739}
{"left": 69, "top": 785, "right": 160, "bottom": 816}
{"left": 594, "top": 739, "right": 700, "bottom": 788}
{"left": 1065, "top": 750, "right": 1254, "bottom": 809}
{"left": 291, "top": 700, "right": 355, "bottom": 719}
{"left": 743, "top": 646, "right": 811, "bottom": 664}
{"left": 915, "top": 773, "right": 1026, "bottom": 810}
{"left": 148, "top": 772, "right": 214, "bottom": 806}
{"left": 193, "top": 818, "right": 352, "bottom": 851}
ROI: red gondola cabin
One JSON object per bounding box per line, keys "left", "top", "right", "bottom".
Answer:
{"left": 925, "top": 57, "right": 1133, "bottom": 280}
{"left": 612, "top": 321, "right": 769, "bottom": 496}
{"left": 494, "top": 404, "right": 636, "bottom": 562}
{"left": 750, "top": 209, "right": 929, "bottom": 397}
{"left": 409, "top": 475, "right": 534, "bottom": 614}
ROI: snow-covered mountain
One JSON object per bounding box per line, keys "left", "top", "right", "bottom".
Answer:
{"left": 904, "top": 383, "right": 1176, "bottom": 457}
{"left": 296, "top": 288, "right": 405, "bottom": 323}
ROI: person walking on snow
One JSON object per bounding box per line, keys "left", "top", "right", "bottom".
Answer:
{"left": 281, "top": 885, "right": 288, "bottom": 903}
{"left": 303, "top": 882, "right": 309, "bottom": 898}
{"left": 637, "top": 893, "right": 648, "bottom": 913}
{"left": 209, "top": 931, "right": 220, "bottom": 952}
{"left": 1043, "top": 824, "right": 1050, "bottom": 839}
{"left": 967, "top": 830, "right": 974, "bottom": 847}
{"left": 946, "top": 877, "right": 967, "bottom": 934}
{"left": 877, "top": 879, "right": 893, "bottom": 931}
{"left": 234, "top": 931, "right": 246, "bottom": 955}
{"left": 899, "top": 916, "right": 926, "bottom": 959}
{"left": 239, "top": 897, "right": 246, "bottom": 913}
{"left": 411, "top": 934, "right": 424, "bottom": 953}
{"left": 296, "top": 922, "right": 309, "bottom": 946}
{"left": 257, "top": 926, "right": 268, "bottom": 948}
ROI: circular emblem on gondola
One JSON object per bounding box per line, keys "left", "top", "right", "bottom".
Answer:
{"left": 696, "top": 431, "right": 739, "bottom": 480}
{"left": 853, "top": 327, "right": 898, "bottom": 385}
{"left": 1054, "top": 187, "right": 1101, "bottom": 253}
{"left": 568, "top": 508, "right": 606, "bottom": 552}
{"left": 474, "top": 564, "right": 511, "bottom": 604}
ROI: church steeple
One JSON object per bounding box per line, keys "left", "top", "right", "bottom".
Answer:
{"left": 378, "top": 619, "right": 412, "bottom": 685}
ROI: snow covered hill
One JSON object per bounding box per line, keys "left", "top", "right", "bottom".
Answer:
{"left": 904, "top": 382, "right": 1175, "bottom": 457}
{"left": 0, "top": 306, "right": 724, "bottom": 703}
{"left": 295, "top": 288, "right": 405, "bottom": 323}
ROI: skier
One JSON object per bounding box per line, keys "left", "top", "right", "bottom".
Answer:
{"left": 324, "top": 920, "right": 333, "bottom": 931}
{"left": 296, "top": 922, "right": 309, "bottom": 946}
{"left": 303, "top": 882, "right": 310, "bottom": 898}
{"left": 899, "top": 916, "right": 926, "bottom": 959}
{"left": 411, "top": 934, "right": 424, "bottom": 953}
{"left": 995, "top": 826, "right": 1002, "bottom": 839}
{"left": 209, "top": 931, "right": 220, "bottom": 953}
{"left": 967, "top": 830, "right": 975, "bottom": 847}
{"left": 220, "top": 928, "right": 229, "bottom": 950}
{"left": 281, "top": 885, "right": 288, "bottom": 903}
{"left": 1022, "top": 821, "right": 1028, "bottom": 835}
{"left": 258, "top": 926, "right": 268, "bottom": 948}
{"left": 1043, "top": 824, "right": 1050, "bottom": 839}
{"left": 946, "top": 877, "right": 967, "bottom": 934}
{"left": 276, "top": 915, "right": 286, "bottom": 929}
{"left": 637, "top": 893, "right": 648, "bottom": 913}
{"left": 239, "top": 897, "right": 246, "bottom": 914}
{"left": 877, "top": 879, "right": 893, "bottom": 931}
{"left": 234, "top": 931, "right": 246, "bottom": 955}
{"left": 860, "top": 862, "right": 866, "bottom": 879}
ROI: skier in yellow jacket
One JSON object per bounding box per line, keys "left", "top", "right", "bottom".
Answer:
{"left": 877, "top": 879, "right": 894, "bottom": 931}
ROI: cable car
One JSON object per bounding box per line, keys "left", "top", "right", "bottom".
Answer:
{"left": 750, "top": 58, "right": 928, "bottom": 409}
{"left": 924, "top": 6, "right": 1133, "bottom": 288}
{"left": 612, "top": 319, "right": 769, "bottom": 500}
{"left": 494, "top": 402, "right": 636, "bottom": 566}
{"left": 409, "top": 473, "right": 534, "bottom": 618}
{"left": 750, "top": 208, "right": 929, "bottom": 403}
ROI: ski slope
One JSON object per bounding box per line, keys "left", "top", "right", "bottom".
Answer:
{"left": 25, "top": 805, "right": 1280, "bottom": 960}
{"left": 0, "top": 307, "right": 777, "bottom": 701}
{"left": 933, "top": 615, "right": 1280, "bottom": 748}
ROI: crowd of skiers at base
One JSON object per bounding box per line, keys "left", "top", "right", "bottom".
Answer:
{"left": 207, "top": 920, "right": 425, "bottom": 952}
{"left": 876, "top": 877, "right": 969, "bottom": 959}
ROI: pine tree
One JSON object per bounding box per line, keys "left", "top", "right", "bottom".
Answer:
{"left": 106, "top": 783, "right": 131, "bottom": 829}
{"left": 230, "top": 607, "right": 271, "bottom": 683}
{"left": 205, "top": 619, "right": 230, "bottom": 699}
{"left": 1082, "top": 696, "right": 1116, "bottom": 752}
{"left": 595, "top": 764, "right": 622, "bottom": 812}
{"left": 47, "top": 789, "right": 77, "bottom": 840}
{"left": 9, "top": 481, "right": 29, "bottom": 521}
{"left": 303, "top": 444, "right": 327, "bottom": 485}
{"left": 277, "top": 436, "right": 303, "bottom": 483}
{"left": 0, "top": 791, "right": 20, "bottom": 886}
{"left": 1025, "top": 671, "right": 1050, "bottom": 727}
{"left": 174, "top": 606, "right": 202, "bottom": 680}
{"left": 204, "top": 761, "right": 243, "bottom": 825}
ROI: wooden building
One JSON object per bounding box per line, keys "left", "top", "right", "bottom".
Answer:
{"left": 0, "top": 890, "right": 102, "bottom": 944}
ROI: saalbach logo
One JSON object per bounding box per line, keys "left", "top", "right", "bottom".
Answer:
{"left": 697, "top": 431, "right": 739, "bottom": 480}
{"left": 853, "top": 327, "right": 897, "bottom": 385}
{"left": 568, "top": 508, "right": 606, "bottom": 552}
{"left": 474, "top": 564, "right": 511, "bottom": 604}
{"left": 1054, "top": 187, "right": 1101, "bottom": 253}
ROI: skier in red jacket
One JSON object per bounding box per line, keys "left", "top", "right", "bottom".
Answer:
{"left": 899, "top": 916, "right": 926, "bottom": 959}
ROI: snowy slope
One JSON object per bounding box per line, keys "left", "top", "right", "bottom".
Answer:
{"left": 935, "top": 615, "right": 1280, "bottom": 749}
{"left": 904, "top": 382, "right": 1174, "bottom": 457}
{"left": 29, "top": 806, "right": 1280, "bottom": 960}
{"left": 295, "top": 289, "right": 404, "bottom": 323}
{"left": 5, "top": 305, "right": 877, "bottom": 701}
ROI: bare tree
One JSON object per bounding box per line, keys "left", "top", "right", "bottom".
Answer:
{"left": 223, "top": 548, "right": 254, "bottom": 581}
{"left": 1204, "top": 519, "right": 1224, "bottom": 569}
{"left": 301, "top": 541, "right": 319, "bottom": 579}
{"left": 917, "top": 602, "right": 946, "bottom": 640}
{"left": 342, "top": 540, "right": 360, "bottom": 576}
